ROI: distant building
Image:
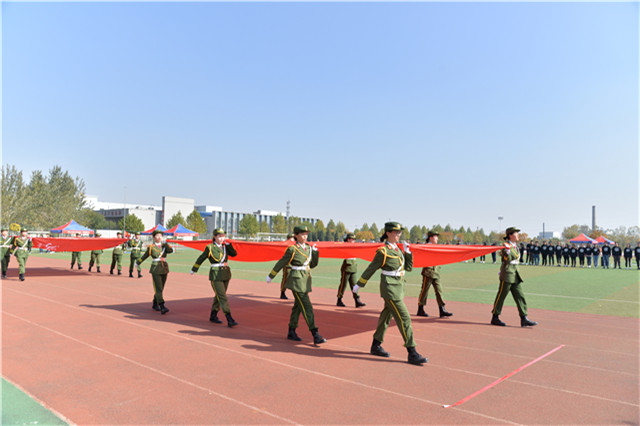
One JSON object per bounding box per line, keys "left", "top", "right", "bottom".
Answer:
{"left": 538, "top": 231, "right": 561, "bottom": 239}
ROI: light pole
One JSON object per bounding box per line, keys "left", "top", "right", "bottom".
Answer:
{"left": 498, "top": 216, "right": 503, "bottom": 232}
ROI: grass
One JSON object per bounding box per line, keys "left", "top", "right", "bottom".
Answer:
{"left": 33, "top": 247, "right": 639, "bottom": 318}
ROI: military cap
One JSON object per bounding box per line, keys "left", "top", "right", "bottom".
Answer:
{"left": 383, "top": 222, "right": 404, "bottom": 232}
{"left": 135, "top": 232, "right": 141, "bottom": 236}
{"left": 1, "top": 228, "right": 7, "bottom": 232}
{"left": 286, "top": 233, "right": 294, "bottom": 239}
{"left": 20, "top": 227, "right": 28, "bottom": 233}
{"left": 294, "top": 225, "right": 310, "bottom": 234}
{"left": 427, "top": 230, "right": 440, "bottom": 238}
{"left": 213, "top": 228, "right": 226, "bottom": 236}
{"left": 152, "top": 229, "right": 164, "bottom": 236}
{"left": 344, "top": 232, "right": 356, "bottom": 242}
{"left": 505, "top": 227, "right": 520, "bottom": 236}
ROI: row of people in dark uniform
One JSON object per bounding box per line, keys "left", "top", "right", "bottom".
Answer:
{"left": 517, "top": 241, "right": 640, "bottom": 269}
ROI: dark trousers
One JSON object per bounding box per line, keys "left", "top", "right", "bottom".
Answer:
{"left": 613, "top": 256, "right": 621, "bottom": 269}
{"left": 541, "top": 254, "right": 547, "bottom": 266}
{"left": 492, "top": 280, "right": 528, "bottom": 317}
{"left": 579, "top": 255, "right": 585, "bottom": 266}
{"left": 290, "top": 291, "right": 316, "bottom": 331}
{"left": 571, "top": 256, "right": 577, "bottom": 267}
{"left": 624, "top": 257, "right": 631, "bottom": 268}
{"left": 211, "top": 280, "right": 231, "bottom": 314}
{"left": 1, "top": 254, "right": 10, "bottom": 274}
{"left": 337, "top": 270, "right": 357, "bottom": 299}
{"left": 152, "top": 273, "right": 168, "bottom": 304}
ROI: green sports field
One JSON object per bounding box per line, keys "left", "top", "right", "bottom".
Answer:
{"left": 34, "top": 247, "right": 640, "bottom": 318}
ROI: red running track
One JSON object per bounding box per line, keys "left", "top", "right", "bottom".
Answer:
{"left": 2, "top": 256, "right": 638, "bottom": 424}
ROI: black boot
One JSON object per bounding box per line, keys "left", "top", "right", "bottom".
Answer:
{"left": 19, "top": 273, "right": 25, "bottom": 282}
{"left": 491, "top": 314, "right": 506, "bottom": 326}
{"left": 88, "top": 264, "right": 93, "bottom": 272}
{"left": 407, "top": 347, "right": 428, "bottom": 365}
{"left": 159, "top": 303, "right": 169, "bottom": 314}
{"left": 336, "top": 297, "right": 346, "bottom": 307}
{"left": 152, "top": 299, "right": 160, "bottom": 311}
{"left": 110, "top": 268, "right": 114, "bottom": 275}
{"left": 78, "top": 266, "right": 83, "bottom": 270}
{"left": 225, "top": 313, "right": 238, "bottom": 327}
{"left": 417, "top": 305, "right": 429, "bottom": 317}
{"left": 521, "top": 316, "right": 538, "bottom": 327}
{"left": 354, "top": 295, "right": 366, "bottom": 308}
{"left": 370, "top": 339, "right": 390, "bottom": 357}
{"left": 209, "top": 311, "right": 222, "bottom": 323}
{"left": 1, "top": 273, "right": 6, "bottom": 279}
{"left": 97, "top": 267, "right": 101, "bottom": 273}
{"left": 311, "top": 328, "right": 326, "bottom": 344}
{"left": 138, "top": 271, "right": 143, "bottom": 278}
{"left": 439, "top": 305, "right": 453, "bottom": 317}
{"left": 71, "top": 264, "right": 74, "bottom": 269}
{"left": 117, "top": 270, "right": 122, "bottom": 275}
{"left": 287, "top": 327, "right": 302, "bottom": 341}
{"left": 129, "top": 272, "right": 134, "bottom": 278}
{"left": 280, "top": 291, "right": 288, "bottom": 300}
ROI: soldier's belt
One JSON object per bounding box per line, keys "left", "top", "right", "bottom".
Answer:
{"left": 510, "top": 260, "right": 519, "bottom": 265}
{"left": 152, "top": 258, "right": 166, "bottom": 262}
{"left": 210, "top": 262, "right": 227, "bottom": 268}
{"left": 290, "top": 265, "right": 310, "bottom": 271}
{"left": 381, "top": 270, "right": 405, "bottom": 277}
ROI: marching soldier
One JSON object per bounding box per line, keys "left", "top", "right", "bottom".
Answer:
{"left": 128, "top": 231, "right": 144, "bottom": 278}
{"left": 137, "top": 229, "right": 173, "bottom": 314}
{"left": 110, "top": 232, "right": 126, "bottom": 275}
{"left": 491, "top": 227, "right": 537, "bottom": 328}
{"left": 266, "top": 225, "right": 326, "bottom": 345}
{"left": 1, "top": 228, "right": 14, "bottom": 278}
{"left": 70, "top": 233, "right": 83, "bottom": 270}
{"left": 12, "top": 228, "right": 33, "bottom": 282}
{"left": 417, "top": 231, "right": 453, "bottom": 318}
{"left": 355, "top": 222, "right": 428, "bottom": 366}
{"left": 88, "top": 233, "right": 103, "bottom": 273}
{"left": 336, "top": 232, "right": 366, "bottom": 308}
{"left": 623, "top": 244, "right": 633, "bottom": 269}
{"left": 191, "top": 228, "right": 238, "bottom": 327}
{"left": 279, "top": 233, "right": 295, "bottom": 300}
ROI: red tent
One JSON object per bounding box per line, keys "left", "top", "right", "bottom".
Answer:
{"left": 165, "top": 224, "right": 198, "bottom": 237}
{"left": 594, "top": 235, "right": 615, "bottom": 245}
{"left": 50, "top": 220, "right": 94, "bottom": 235}
{"left": 569, "top": 233, "right": 595, "bottom": 244}
{"left": 142, "top": 224, "right": 168, "bottom": 235}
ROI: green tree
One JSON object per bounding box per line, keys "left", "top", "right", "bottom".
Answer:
{"left": 409, "top": 225, "right": 423, "bottom": 243}
{"left": 314, "top": 219, "right": 325, "bottom": 241}
{"left": 401, "top": 228, "right": 410, "bottom": 241}
{"left": 335, "top": 222, "right": 346, "bottom": 241}
{"left": 186, "top": 209, "right": 207, "bottom": 235}
{"left": 239, "top": 214, "right": 259, "bottom": 236}
{"left": 287, "top": 216, "right": 301, "bottom": 232}
{"left": 118, "top": 213, "right": 144, "bottom": 233}
{"left": 1, "top": 165, "right": 25, "bottom": 227}
{"left": 562, "top": 224, "right": 582, "bottom": 240}
{"left": 325, "top": 219, "right": 336, "bottom": 242}
{"left": 356, "top": 230, "right": 374, "bottom": 241}
{"left": 260, "top": 220, "right": 270, "bottom": 233}
{"left": 166, "top": 211, "right": 186, "bottom": 229}
{"left": 370, "top": 223, "right": 379, "bottom": 238}
{"left": 272, "top": 214, "right": 287, "bottom": 233}
{"left": 77, "top": 209, "right": 109, "bottom": 230}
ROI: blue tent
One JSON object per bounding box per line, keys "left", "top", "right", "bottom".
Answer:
{"left": 51, "top": 220, "right": 94, "bottom": 235}
{"left": 165, "top": 223, "right": 199, "bottom": 236}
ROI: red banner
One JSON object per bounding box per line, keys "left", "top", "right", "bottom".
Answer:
{"left": 169, "top": 240, "right": 502, "bottom": 268}
{"left": 33, "top": 238, "right": 128, "bottom": 253}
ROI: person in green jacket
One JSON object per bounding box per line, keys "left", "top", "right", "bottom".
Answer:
{"left": 279, "top": 233, "right": 295, "bottom": 300}
{"left": 70, "top": 233, "right": 83, "bottom": 270}
{"left": 128, "top": 232, "right": 144, "bottom": 278}
{"left": 12, "top": 228, "right": 33, "bottom": 282}
{"left": 267, "top": 225, "right": 325, "bottom": 344}
{"left": 1, "top": 228, "right": 14, "bottom": 278}
{"left": 110, "top": 232, "right": 126, "bottom": 275}
{"left": 417, "top": 231, "right": 453, "bottom": 318}
{"left": 137, "top": 229, "right": 173, "bottom": 314}
{"left": 191, "top": 228, "right": 238, "bottom": 327}
{"left": 337, "top": 232, "right": 366, "bottom": 308}
{"left": 88, "top": 233, "right": 103, "bottom": 273}
{"left": 491, "top": 227, "right": 537, "bottom": 327}
{"left": 355, "top": 222, "right": 427, "bottom": 366}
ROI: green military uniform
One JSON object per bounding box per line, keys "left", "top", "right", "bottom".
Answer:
{"left": 110, "top": 234, "right": 126, "bottom": 275}
{"left": 279, "top": 233, "right": 294, "bottom": 300}
{"left": 357, "top": 222, "right": 427, "bottom": 365}
{"left": 417, "top": 231, "right": 452, "bottom": 318}
{"left": 491, "top": 227, "right": 537, "bottom": 327}
{"left": 71, "top": 251, "right": 83, "bottom": 269}
{"left": 128, "top": 234, "right": 144, "bottom": 277}
{"left": 357, "top": 241, "right": 415, "bottom": 348}
{"left": 12, "top": 229, "right": 33, "bottom": 281}
{"left": 336, "top": 233, "right": 366, "bottom": 308}
{"left": 88, "top": 233, "right": 103, "bottom": 272}
{"left": 137, "top": 232, "right": 173, "bottom": 314}
{"left": 268, "top": 225, "right": 325, "bottom": 343}
{"left": 1, "top": 229, "right": 14, "bottom": 278}
{"left": 192, "top": 229, "right": 238, "bottom": 326}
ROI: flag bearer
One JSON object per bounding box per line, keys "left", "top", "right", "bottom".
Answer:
{"left": 110, "top": 232, "right": 126, "bottom": 275}
{"left": 417, "top": 231, "right": 453, "bottom": 318}
{"left": 336, "top": 232, "right": 366, "bottom": 308}
{"left": 128, "top": 231, "right": 144, "bottom": 278}
{"left": 1, "top": 228, "right": 14, "bottom": 278}
{"left": 12, "top": 228, "right": 33, "bottom": 281}
{"left": 88, "top": 233, "right": 103, "bottom": 272}
{"left": 279, "top": 233, "right": 295, "bottom": 299}
{"left": 137, "top": 229, "right": 173, "bottom": 314}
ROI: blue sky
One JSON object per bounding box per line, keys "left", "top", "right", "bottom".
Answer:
{"left": 3, "top": 1, "right": 638, "bottom": 235}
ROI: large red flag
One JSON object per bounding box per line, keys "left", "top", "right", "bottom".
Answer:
{"left": 170, "top": 240, "right": 502, "bottom": 268}
{"left": 33, "top": 238, "right": 128, "bottom": 252}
